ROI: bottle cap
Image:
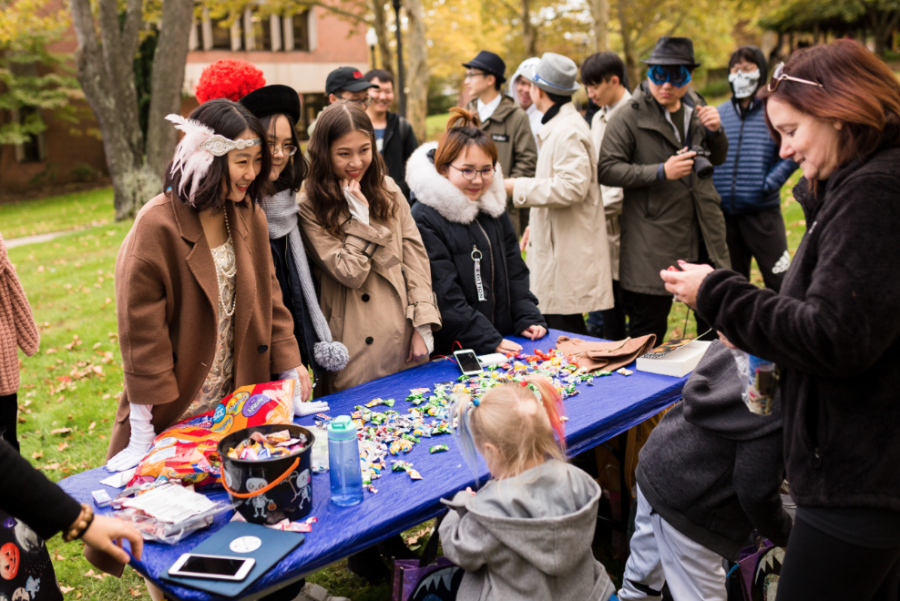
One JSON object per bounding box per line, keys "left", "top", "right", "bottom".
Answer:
{"left": 327, "top": 415, "right": 357, "bottom": 440}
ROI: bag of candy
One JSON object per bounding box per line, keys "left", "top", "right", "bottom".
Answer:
{"left": 128, "top": 380, "right": 295, "bottom": 489}
{"left": 732, "top": 350, "right": 780, "bottom": 416}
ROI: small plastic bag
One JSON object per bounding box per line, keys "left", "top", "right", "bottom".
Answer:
{"left": 732, "top": 350, "right": 779, "bottom": 415}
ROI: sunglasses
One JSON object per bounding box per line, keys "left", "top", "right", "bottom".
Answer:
{"left": 767, "top": 62, "right": 825, "bottom": 93}
{"left": 647, "top": 65, "right": 692, "bottom": 87}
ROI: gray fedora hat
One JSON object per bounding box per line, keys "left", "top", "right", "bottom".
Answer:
{"left": 531, "top": 52, "right": 580, "bottom": 96}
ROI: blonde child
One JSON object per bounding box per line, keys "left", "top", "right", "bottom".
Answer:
{"left": 440, "top": 377, "right": 615, "bottom": 601}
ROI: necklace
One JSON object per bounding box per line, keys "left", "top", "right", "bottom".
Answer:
{"left": 212, "top": 209, "right": 237, "bottom": 317}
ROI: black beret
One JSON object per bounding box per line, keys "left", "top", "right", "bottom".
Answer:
{"left": 239, "top": 84, "right": 301, "bottom": 125}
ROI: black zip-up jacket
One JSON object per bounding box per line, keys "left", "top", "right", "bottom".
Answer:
{"left": 697, "top": 141, "right": 900, "bottom": 512}
{"left": 408, "top": 144, "right": 545, "bottom": 355}
{"left": 379, "top": 111, "right": 419, "bottom": 202}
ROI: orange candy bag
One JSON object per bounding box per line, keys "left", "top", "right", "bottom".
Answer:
{"left": 128, "top": 380, "right": 295, "bottom": 489}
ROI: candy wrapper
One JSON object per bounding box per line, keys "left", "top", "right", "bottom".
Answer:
{"left": 732, "top": 350, "right": 779, "bottom": 415}
{"left": 128, "top": 380, "right": 295, "bottom": 489}
{"left": 226, "top": 430, "right": 308, "bottom": 461}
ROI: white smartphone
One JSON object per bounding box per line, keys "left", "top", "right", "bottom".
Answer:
{"left": 453, "top": 349, "right": 483, "bottom": 376}
{"left": 168, "top": 553, "right": 255, "bottom": 581}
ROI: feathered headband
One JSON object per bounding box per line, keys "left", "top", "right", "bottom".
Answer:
{"left": 166, "top": 114, "right": 262, "bottom": 205}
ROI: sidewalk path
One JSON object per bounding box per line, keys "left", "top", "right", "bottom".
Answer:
{"left": 6, "top": 230, "right": 72, "bottom": 249}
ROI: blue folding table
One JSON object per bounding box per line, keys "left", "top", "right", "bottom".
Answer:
{"left": 58, "top": 330, "right": 688, "bottom": 600}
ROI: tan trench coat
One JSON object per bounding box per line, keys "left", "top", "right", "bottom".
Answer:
{"left": 512, "top": 102, "right": 614, "bottom": 315}
{"left": 299, "top": 177, "right": 441, "bottom": 394}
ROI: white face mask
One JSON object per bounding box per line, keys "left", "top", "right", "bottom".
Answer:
{"left": 728, "top": 69, "right": 761, "bottom": 99}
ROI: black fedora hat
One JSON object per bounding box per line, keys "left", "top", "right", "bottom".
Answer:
{"left": 641, "top": 37, "right": 701, "bottom": 68}
{"left": 462, "top": 50, "right": 507, "bottom": 84}
{"left": 240, "top": 85, "right": 301, "bottom": 124}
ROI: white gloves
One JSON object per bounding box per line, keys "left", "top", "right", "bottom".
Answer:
{"left": 277, "top": 368, "right": 330, "bottom": 417}
{"left": 106, "top": 403, "right": 155, "bottom": 473}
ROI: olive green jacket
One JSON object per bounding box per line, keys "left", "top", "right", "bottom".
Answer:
{"left": 598, "top": 83, "right": 731, "bottom": 296}
{"left": 466, "top": 95, "right": 538, "bottom": 179}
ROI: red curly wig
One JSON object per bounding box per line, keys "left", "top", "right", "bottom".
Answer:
{"left": 195, "top": 59, "right": 266, "bottom": 103}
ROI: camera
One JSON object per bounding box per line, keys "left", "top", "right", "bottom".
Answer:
{"left": 677, "top": 146, "right": 714, "bottom": 179}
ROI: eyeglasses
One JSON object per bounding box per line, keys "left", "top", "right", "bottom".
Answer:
{"left": 449, "top": 164, "right": 495, "bottom": 181}
{"left": 464, "top": 71, "right": 486, "bottom": 80}
{"left": 647, "top": 65, "right": 692, "bottom": 87}
{"left": 767, "top": 62, "right": 825, "bottom": 93}
{"left": 269, "top": 143, "right": 298, "bottom": 157}
{"left": 338, "top": 96, "right": 373, "bottom": 109}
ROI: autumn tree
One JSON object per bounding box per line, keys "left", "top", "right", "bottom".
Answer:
{"left": 0, "top": 0, "right": 80, "bottom": 147}
{"left": 69, "top": 0, "right": 194, "bottom": 219}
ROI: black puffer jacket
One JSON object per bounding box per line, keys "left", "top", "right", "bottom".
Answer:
{"left": 381, "top": 111, "right": 419, "bottom": 202}
{"left": 697, "top": 142, "right": 900, "bottom": 512}
{"left": 408, "top": 143, "right": 545, "bottom": 355}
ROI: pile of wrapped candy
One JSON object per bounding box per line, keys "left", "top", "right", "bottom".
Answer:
{"left": 310, "top": 348, "right": 599, "bottom": 495}
{"left": 226, "top": 430, "right": 308, "bottom": 461}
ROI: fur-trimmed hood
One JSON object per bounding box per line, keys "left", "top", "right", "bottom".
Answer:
{"left": 406, "top": 142, "right": 507, "bottom": 224}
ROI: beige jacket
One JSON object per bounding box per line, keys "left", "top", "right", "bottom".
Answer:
{"left": 299, "top": 177, "right": 441, "bottom": 394}
{"left": 512, "top": 103, "right": 614, "bottom": 315}
{"left": 591, "top": 89, "right": 632, "bottom": 281}
{"left": 0, "top": 232, "right": 40, "bottom": 396}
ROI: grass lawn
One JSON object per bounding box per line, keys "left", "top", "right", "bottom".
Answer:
{"left": 0, "top": 187, "right": 115, "bottom": 239}
{"left": 6, "top": 172, "right": 806, "bottom": 600}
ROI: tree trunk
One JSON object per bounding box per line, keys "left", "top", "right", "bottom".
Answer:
{"left": 405, "top": 0, "right": 428, "bottom": 143}
{"left": 591, "top": 0, "right": 609, "bottom": 52}
{"left": 521, "top": 0, "right": 537, "bottom": 57}
{"left": 145, "top": 0, "right": 195, "bottom": 183}
{"left": 70, "top": 0, "right": 193, "bottom": 219}
{"left": 371, "top": 0, "right": 394, "bottom": 75}
{"left": 617, "top": 0, "right": 640, "bottom": 92}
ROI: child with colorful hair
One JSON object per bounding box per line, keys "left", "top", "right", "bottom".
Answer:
{"left": 439, "top": 376, "right": 615, "bottom": 601}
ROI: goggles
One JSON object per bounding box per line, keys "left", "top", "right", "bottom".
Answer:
{"left": 647, "top": 65, "right": 692, "bottom": 87}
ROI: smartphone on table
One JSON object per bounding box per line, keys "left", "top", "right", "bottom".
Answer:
{"left": 453, "top": 349, "right": 483, "bottom": 376}
{"left": 168, "top": 553, "right": 255, "bottom": 581}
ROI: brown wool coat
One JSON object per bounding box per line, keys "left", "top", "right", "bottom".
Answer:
{"left": 0, "top": 231, "right": 40, "bottom": 396}
{"left": 298, "top": 177, "right": 441, "bottom": 394}
{"left": 108, "top": 193, "right": 301, "bottom": 458}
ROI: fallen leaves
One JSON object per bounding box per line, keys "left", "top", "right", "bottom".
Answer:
{"left": 32, "top": 451, "right": 43, "bottom": 459}
{"left": 88, "top": 421, "right": 96, "bottom": 431}
{"left": 54, "top": 550, "right": 66, "bottom": 561}
{"left": 50, "top": 427, "right": 72, "bottom": 435}
{"left": 64, "top": 335, "right": 82, "bottom": 351}
{"left": 129, "top": 588, "right": 142, "bottom": 597}
{"left": 59, "top": 585, "right": 74, "bottom": 594}
{"left": 41, "top": 462, "right": 61, "bottom": 471}
{"left": 84, "top": 569, "right": 105, "bottom": 580}
{"left": 57, "top": 441, "right": 69, "bottom": 452}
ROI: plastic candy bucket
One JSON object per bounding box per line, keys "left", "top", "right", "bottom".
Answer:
{"left": 217, "top": 424, "right": 315, "bottom": 525}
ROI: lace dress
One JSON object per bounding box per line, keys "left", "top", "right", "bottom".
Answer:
{"left": 179, "top": 236, "right": 236, "bottom": 420}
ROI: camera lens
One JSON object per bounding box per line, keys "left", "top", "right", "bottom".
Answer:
{"left": 694, "top": 156, "right": 714, "bottom": 179}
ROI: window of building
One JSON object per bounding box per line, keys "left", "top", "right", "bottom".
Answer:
{"left": 292, "top": 10, "right": 310, "bottom": 51}
{"left": 250, "top": 14, "right": 272, "bottom": 50}
{"left": 16, "top": 107, "right": 43, "bottom": 164}
{"left": 210, "top": 17, "right": 234, "bottom": 50}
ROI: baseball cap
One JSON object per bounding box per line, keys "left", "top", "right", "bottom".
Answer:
{"left": 326, "top": 67, "right": 377, "bottom": 96}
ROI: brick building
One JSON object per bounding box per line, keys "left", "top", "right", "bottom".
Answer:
{"left": 0, "top": 4, "right": 369, "bottom": 192}
{"left": 182, "top": 7, "right": 369, "bottom": 137}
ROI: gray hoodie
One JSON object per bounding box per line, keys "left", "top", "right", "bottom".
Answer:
{"left": 636, "top": 341, "right": 792, "bottom": 560}
{"left": 440, "top": 460, "right": 614, "bottom": 601}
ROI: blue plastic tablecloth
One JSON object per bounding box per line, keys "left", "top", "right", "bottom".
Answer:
{"left": 58, "top": 330, "right": 687, "bottom": 600}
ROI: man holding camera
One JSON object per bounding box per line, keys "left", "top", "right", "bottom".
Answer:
{"left": 598, "top": 37, "right": 730, "bottom": 343}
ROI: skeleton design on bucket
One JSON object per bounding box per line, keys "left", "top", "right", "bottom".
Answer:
{"left": 244, "top": 477, "right": 274, "bottom": 519}
{"left": 288, "top": 468, "right": 312, "bottom": 510}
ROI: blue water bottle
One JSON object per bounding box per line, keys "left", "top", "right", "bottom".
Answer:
{"left": 327, "top": 416, "right": 363, "bottom": 506}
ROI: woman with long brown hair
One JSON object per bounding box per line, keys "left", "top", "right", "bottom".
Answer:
{"left": 661, "top": 39, "right": 900, "bottom": 599}
{"left": 298, "top": 101, "right": 440, "bottom": 394}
